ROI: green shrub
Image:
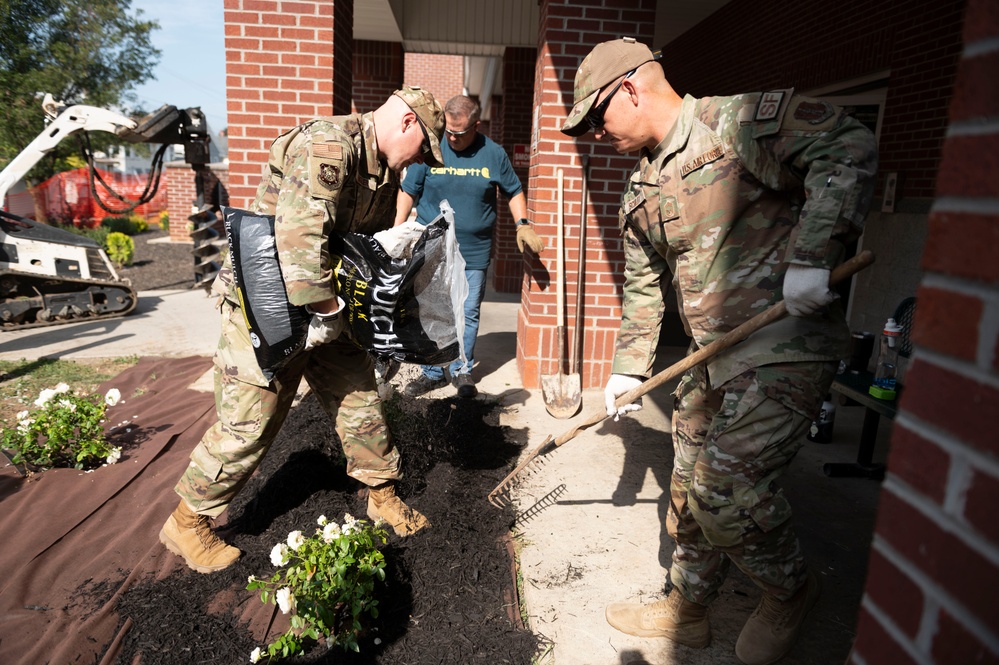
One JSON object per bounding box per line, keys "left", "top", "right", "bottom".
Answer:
{"left": 101, "top": 216, "right": 141, "bottom": 235}
{"left": 132, "top": 215, "right": 148, "bottom": 233}
{"left": 157, "top": 210, "right": 170, "bottom": 231}
{"left": 105, "top": 232, "right": 135, "bottom": 267}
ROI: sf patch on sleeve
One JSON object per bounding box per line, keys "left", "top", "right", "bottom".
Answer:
{"left": 309, "top": 141, "right": 346, "bottom": 201}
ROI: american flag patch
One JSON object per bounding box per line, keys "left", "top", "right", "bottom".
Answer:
{"left": 313, "top": 143, "right": 343, "bottom": 159}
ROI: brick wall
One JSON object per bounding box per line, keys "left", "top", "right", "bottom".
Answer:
{"left": 351, "top": 40, "right": 403, "bottom": 113}
{"left": 492, "top": 47, "right": 538, "bottom": 294}
{"left": 664, "top": 0, "right": 965, "bottom": 204}
{"left": 402, "top": 52, "right": 465, "bottom": 102}
{"left": 223, "top": 0, "right": 342, "bottom": 208}
{"left": 851, "top": 0, "right": 999, "bottom": 662}
{"left": 518, "top": 0, "right": 657, "bottom": 389}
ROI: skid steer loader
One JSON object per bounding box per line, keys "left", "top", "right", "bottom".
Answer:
{"left": 0, "top": 95, "right": 213, "bottom": 330}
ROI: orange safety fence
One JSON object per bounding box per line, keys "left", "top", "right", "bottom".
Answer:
{"left": 37, "top": 167, "right": 168, "bottom": 228}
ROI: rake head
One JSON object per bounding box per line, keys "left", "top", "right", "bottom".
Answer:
{"left": 487, "top": 435, "right": 558, "bottom": 508}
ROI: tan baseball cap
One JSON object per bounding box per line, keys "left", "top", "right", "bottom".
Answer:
{"left": 394, "top": 86, "right": 446, "bottom": 167}
{"left": 561, "top": 38, "right": 656, "bottom": 137}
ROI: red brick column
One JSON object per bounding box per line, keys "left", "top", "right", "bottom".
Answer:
{"left": 518, "top": 0, "right": 656, "bottom": 389}
{"left": 851, "top": 1, "right": 999, "bottom": 663}
{"left": 223, "top": 0, "right": 351, "bottom": 208}
{"left": 492, "top": 47, "right": 537, "bottom": 294}
{"left": 164, "top": 164, "right": 230, "bottom": 243}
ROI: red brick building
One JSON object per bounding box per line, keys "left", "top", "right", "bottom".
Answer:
{"left": 217, "top": 3, "right": 998, "bottom": 662}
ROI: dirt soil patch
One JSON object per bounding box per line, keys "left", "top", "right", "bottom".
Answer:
{"left": 112, "top": 389, "right": 539, "bottom": 664}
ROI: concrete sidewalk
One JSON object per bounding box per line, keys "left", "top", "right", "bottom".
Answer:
{"left": 0, "top": 286, "right": 887, "bottom": 665}
{"left": 0, "top": 288, "right": 219, "bottom": 361}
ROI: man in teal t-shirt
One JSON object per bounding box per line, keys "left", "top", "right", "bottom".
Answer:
{"left": 395, "top": 95, "right": 544, "bottom": 398}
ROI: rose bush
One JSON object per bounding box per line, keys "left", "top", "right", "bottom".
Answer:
{"left": 247, "top": 513, "right": 389, "bottom": 661}
{"left": 1, "top": 384, "right": 123, "bottom": 471}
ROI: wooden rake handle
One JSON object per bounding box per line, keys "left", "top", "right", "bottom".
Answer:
{"left": 488, "top": 250, "right": 875, "bottom": 505}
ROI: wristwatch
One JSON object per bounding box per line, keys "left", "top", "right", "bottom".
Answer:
{"left": 516, "top": 218, "right": 531, "bottom": 226}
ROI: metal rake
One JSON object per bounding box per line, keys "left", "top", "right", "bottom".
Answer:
{"left": 487, "top": 250, "right": 876, "bottom": 508}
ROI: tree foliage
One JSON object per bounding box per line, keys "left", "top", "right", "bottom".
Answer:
{"left": 0, "top": 0, "right": 161, "bottom": 184}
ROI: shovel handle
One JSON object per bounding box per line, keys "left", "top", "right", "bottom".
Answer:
{"left": 551, "top": 250, "right": 876, "bottom": 447}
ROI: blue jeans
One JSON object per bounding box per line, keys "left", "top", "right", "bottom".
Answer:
{"left": 422, "top": 268, "right": 486, "bottom": 381}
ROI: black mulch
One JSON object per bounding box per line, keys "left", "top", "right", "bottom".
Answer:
{"left": 112, "top": 389, "right": 540, "bottom": 664}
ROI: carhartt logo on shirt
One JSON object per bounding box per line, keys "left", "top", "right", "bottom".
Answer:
{"left": 430, "top": 166, "right": 491, "bottom": 178}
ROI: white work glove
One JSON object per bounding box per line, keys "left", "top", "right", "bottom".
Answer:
{"left": 373, "top": 221, "right": 426, "bottom": 259}
{"left": 304, "top": 297, "right": 346, "bottom": 350}
{"left": 783, "top": 264, "right": 836, "bottom": 317}
{"left": 604, "top": 374, "right": 645, "bottom": 420}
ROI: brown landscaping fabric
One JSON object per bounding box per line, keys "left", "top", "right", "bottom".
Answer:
{"left": 0, "top": 356, "right": 218, "bottom": 664}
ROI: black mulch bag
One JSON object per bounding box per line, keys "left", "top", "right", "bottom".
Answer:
{"left": 223, "top": 206, "right": 465, "bottom": 382}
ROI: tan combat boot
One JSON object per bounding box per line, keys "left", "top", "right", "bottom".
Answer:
{"left": 735, "top": 569, "right": 821, "bottom": 665}
{"left": 159, "top": 500, "right": 241, "bottom": 573}
{"left": 605, "top": 588, "right": 711, "bottom": 648}
{"left": 366, "top": 482, "right": 431, "bottom": 536}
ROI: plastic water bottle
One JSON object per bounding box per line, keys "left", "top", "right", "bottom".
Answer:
{"left": 869, "top": 318, "right": 902, "bottom": 400}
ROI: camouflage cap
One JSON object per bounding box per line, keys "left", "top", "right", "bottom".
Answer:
{"left": 561, "top": 38, "right": 655, "bottom": 137}
{"left": 393, "top": 86, "right": 446, "bottom": 167}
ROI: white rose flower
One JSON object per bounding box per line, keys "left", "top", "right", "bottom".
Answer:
{"left": 322, "top": 522, "right": 341, "bottom": 542}
{"left": 105, "top": 447, "right": 122, "bottom": 465}
{"left": 317, "top": 514, "right": 328, "bottom": 526}
{"left": 34, "top": 388, "right": 56, "bottom": 407}
{"left": 105, "top": 388, "right": 121, "bottom": 407}
{"left": 276, "top": 587, "right": 296, "bottom": 614}
{"left": 269, "top": 542, "right": 289, "bottom": 567}
{"left": 249, "top": 646, "right": 262, "bottom": 663}
{"left": 54, "top": 382, "right": 70, "bottom": 394}
{"left": 58, "top": 399, "right": 77, "bottom": 412}
{"left": 16, "top": 410, "right": 28, "bottom": 420}
{"left": 286, "top": 530, "right": 305, "bottom": 551}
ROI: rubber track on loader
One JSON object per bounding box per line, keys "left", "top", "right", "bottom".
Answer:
{"left": 0, "top": 271, "right": 138, "bottom": 331}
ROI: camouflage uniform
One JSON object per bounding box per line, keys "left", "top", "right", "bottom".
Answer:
{"left": 614, "top": 91, "right": 877, "bottom": 603}
{"left": 175, "top": 113, "right": 404, "bottom": 517}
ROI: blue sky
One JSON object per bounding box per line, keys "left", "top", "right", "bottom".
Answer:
{"left": 129, "top": 0, "right": 227, "bottom": 134}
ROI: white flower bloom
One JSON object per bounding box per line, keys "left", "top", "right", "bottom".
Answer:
{"left": 105, "top": 388, "right": 121, "bottom": 407}
{"left": 270, "top": 542, "right": 289, "bottom": 567}
{"left": 286, "top": 530, "right": 305, "bottom": 551}
{"left": 105, "top": 447, "right": 122, "bottom": 465}
{"left": 248, "top": 575, "right": 256, "bottom": 584}
{"left": 54, "top": 382, "right": 70, "bottom": 394}
{"left": 16, "top": 410, "right": 28, "bottom": 420}
{"left": 58, "top": 399, "right": 76, "bottom": 412}
{"left": 276, "top": 587, "right": 296, "bottom": 614}
{"left": 317, "top": 514, "right": 328, "bottom": 526}
{"left": 322, "top": 522, "right": 341, "bottom": 542}
{"left": 34, "top": 388, "right": 57, "bottom": 407}
{"left": 249, "top": 646, "right": 262, "bottom": 663}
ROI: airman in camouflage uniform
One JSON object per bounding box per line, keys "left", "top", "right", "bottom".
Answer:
{"left": 159, "top": 87, "right": 447, "bottom": 575}
{"left": 562, "top": 39, "right": 877, "bottom": 664}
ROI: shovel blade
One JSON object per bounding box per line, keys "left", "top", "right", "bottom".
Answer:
{"left": 541, "top": 372, "right": 581, "bottom": 419}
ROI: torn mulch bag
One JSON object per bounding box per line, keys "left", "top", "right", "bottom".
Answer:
{"left": 222, "top": 204, "right": 466, "bottom": 382}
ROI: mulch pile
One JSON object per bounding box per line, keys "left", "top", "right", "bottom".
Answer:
{"left": 0, "top": 246, "right": 540, "bottom": 664}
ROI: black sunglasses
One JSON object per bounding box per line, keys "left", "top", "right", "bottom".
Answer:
{"left": 585, "top": 67, "right": 637, "bottom": 130}
{"left": 419, "top": 123, "right": 432, "bottom": 156}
